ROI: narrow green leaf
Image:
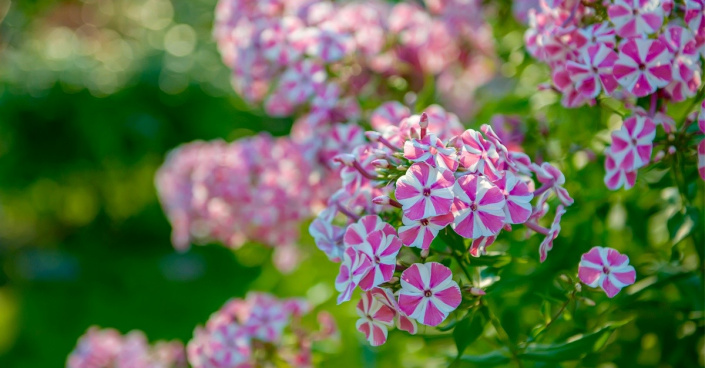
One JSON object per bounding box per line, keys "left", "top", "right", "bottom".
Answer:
{"left": 458, "top": 349, "right": 512, "bottom": 366}
{"left": 453, "top": 311, "right": 486, "bottom": 356}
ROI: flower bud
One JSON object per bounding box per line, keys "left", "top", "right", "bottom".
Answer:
{"left": 469, "top": 287, "right": 486, "bottom": 296}
{"left": 574, "top": 283, "right": 582, "bottom": 292}
{"left": 372, "top": 159, "right": 390, "bottom": 168}
{"left": 420, "top": 248, "right": 430, "bottom": 258}
{"left": 372, "top": 195, "right": 391, "bottom": 205}
{"left": 365, "top": 131, "right": 381, "bottom": 142}
{"left": 419, "top": 112, "right": 429, "bottom": 129}
{"left": 667, "top": 146, "right": 676, "bottom": 155}
{"left": 332, "top": 154, "right": 355, "bottom": 166}
{"left": 653, "top": 150, "right": 665, "bottom": 162}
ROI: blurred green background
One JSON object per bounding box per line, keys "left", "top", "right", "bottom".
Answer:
{"left": 0, "top": 1, "right": 703, "bottom": 367}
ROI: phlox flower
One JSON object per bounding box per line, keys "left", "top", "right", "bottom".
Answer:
{"left": 578, "top": 246, "right": 636, "bottom": 298}
{"left": 609, "top": 115, "right": 656, "bottom": 172}
{"left": 613, "top": 38, "right": 673, "bottom": 97}
{"left": 344, "top": 215, "right": 397, "bottom": 249}
{"left": 305, "top": 28, "right": 354, "bottom": 62}
{"left": 395, "top": 163, "right": 455, "bottom": 221}
{"left": 355, "top": 290, "right": 396, "bottom": 346}
{"left": 398, "top": 213, "right": 453, "bottom": 250}
{"left": 493, "top": 172, "right": 534, "bottom": 224}
{"left": 369, "top": 287, "right": 418, "bottom": 335}
{"left": 308, "top": 212, "right": 344, "bottom": 262}
{"left": 533, "top": 162, "right": 574, "bottom": 206}
{"left": 455, "top": 129, "right": 501, "bottom": 177}
{"left": 451, "top": 174, "right": 506, "bottom": 239}
{"left": 356, "top": 230, "right": 403, "bottom": 291}
{"left": 321, "top": 123, "right": 366, "bottom": 165}
{"left": 421, "top": 105, "right": 465, "bottom": 140}
{"left": 336, "top": 247, "right": 373, "bottom": 304}
{"left": 370, "top": 101, "right": 411, "bottom": 131}
{"left": 397, "top": 262, "right": 461, "bottom": 326}
{"left": 260, "top": 17, "right": 304, "bottom": 65}
{"left": 246, "top": 293, "right": 289, "bottom": 342}
{"left": 538, "top": 205, "right": 566, "bottom": 263}
{"left": 576, "top": 22, "right": 616, "bottom": 50}
{"left": 404, "top": 133, "right": 459, "bottom": 172}
{"left": 552, "top": 66, "right": 594, "bottom": 108}
{"left": 468, "top": 236, "right": 496, "bottom": 258}
{"left": 608, "top": 0, "right": 665, "bottom": 39}
{"left": 604, "top": 147, "right": 638, "bottom": 190}
{"left": 278, "top": 59, "right": 327, "bottom": 106}
{"left": 661, "top": 25, "right": 701, "bottom": 82}
{"left": 188, "top": 324, "right": 251, "bottom": 368}
{"left": 566, "top": 43, "right": 620, "bottom": 98}
{"left": 698, "top": 140, "right": 705, "bottom": 180}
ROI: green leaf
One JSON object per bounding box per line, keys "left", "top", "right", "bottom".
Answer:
{"left": 667, "top": 206, "right": 699, "bottom": 246}
{"left": 466, "top": 252, "right": 512, "bottom": 268}
{"left": 519, "top": 320, "right": 631, "bottom": 362}
{"left": 436, "top": 228, "right": 467, "bottom": 253}
{"left": 458, "top": 349, "right": 512, "bottom": 366}
{"left": 453, "top": 311, "right": 486, "bottom": 356}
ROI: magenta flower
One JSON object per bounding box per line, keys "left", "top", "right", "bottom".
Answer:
{"left": 305, "top": 28, "right": 353, "bottom": 62}
{"left": 493, "top": 172, "right": 534, "bottom": 225}
{"left": 608, "top": 0, "right": 665, "bottom": 39}
{"left": 422, "top": 105, "right": 465, "bottom": 140}
{"left": 534, "top": 162, "right": 574, "bottom": 207}
{"left": 336, "top": 246, "right": 373, "bottom": 304}
{"left": 469, "top": 236, "right": 496, "bottom": 258}
{"left": 356, "top": 230, "right": 403, "bottom": 291}
{"left": 578, "top": 246, "right": 636, "bottom": 298}
{"left": 355, "top": 290, "right": 396, "bottom": 346}
{"left": 451, "top": 174, "right": 506, "bottom": 239}
{"left": 278, "top": 59, "right": 327, "bottom": 105}
{"left": 609, "top": 115, "right": 656, "bottom": 172}
{"left": 604, "top": 148, "right": 638, "bottom": 190}
{"left": 566, "top": 43, "right": 620, "bottom": 98}
{"left": 370, "top": 101, "right": 411, "bottom": 131}
{"left": 321, "top": 123, "right": 366, "bottom": 164}
{"left": 613, "top": 38, "right": 673, "bottom": 97}
{"left": 456, "top": 129, "right": 501, "bottom": 177}
{"left": 576, "top": 22, "right": 616, "bottom": 49}
{"left": 398, "top": 213, "right": 454, "bottom": 250}
{"left": 369, "top": 287, "right": 418, "bottom": 335}
{"left": 404, "top": 133, "right": 459, "bottom": 172}
{"left": 260, "top": 17, "right": 304, "bottom": 65}
{"left": 308, "top": 211, "right": 344, "bottom": 262}
{"left": 661, "top": 25, "right": 701, "bottom": 82}
{"left": 538, "top": 205, "right": 566, "bottom": 263}
{"left": 246, "top": 293, "right": 289, "bottom": 342}
{"left": 344, "top": 215, "right": 397, "bottom": 249}
{"left": 395, "top": 163, "right": 455, "bottom": 221}
{"left": 397, "top": 262, "right": 461, "bottom": 326}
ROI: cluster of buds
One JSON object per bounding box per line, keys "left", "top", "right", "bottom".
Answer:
{"left": 67, "top": 327, "right": 186, "bottom": 368}
{"left": 155, "top": 134, "right": 334, "bottom": 272}
{"left": 213, "top": 0, "right": 496, "bottom": 122}
{"left": 309, "top": 105, "right": 586, "bottom": 345}
{"left": 524, "top": 0, "right": 705, "bottom": 189}
{"left": 187, "top": 292, "right": 337, "bottom": 368}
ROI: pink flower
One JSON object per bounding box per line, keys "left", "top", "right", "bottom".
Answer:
{"left": 398, "top": 213, "right": 454, "bottom": 250}
{"left": 576, "top": 22, "right": 616, "bottom": 49}
{"left": 278, "top": 59, "right": 327, "bottom": 105}
{"left": 370, "top": 101, "right": 411, "bottom": 131}
{"left": 321, "top": 123, "right": 366, "bottom": 165}
{"left": 566, "top": 43, "right": 620, "bottom": 98}
{"left": 422, "top": 105, "right": 465, "bottom": 140}
{"left": 369, "top": 287, "right": 418, "bottom": 335}
{"left": 404, "top": 133, "right": 459, "bottom": 172}
{"left": 344, "top": 215, "right": 397, "bottom": 249}
{"left": 246, "top": 293, "right": 289, "bottom": 342}
{"left": 308, "top": 211, "right": 344, "bottom": 262}
{"left": 260, "top": 17, "right": 304, "bottom": 65}
{"left": 455, "top": 129, "right": 501, "bottom": 177}
{"left": 538, "top": 205, "right": 566, "bottom": 263}
{"left": 355, "top": 290, "right": 396, "bottom": 346}
{"left": 356, "top": 230, "right": 403, "bottom": 291}
{"left": 661, "top": 25, "right": 701, "bottom": 82}
{"left": 613, "top": 38, "right": 673, "bottom": 97}
{"left": 469, "top": 236, "right": 496, "bottom": 258}
{"left": 395, "top": 163, "right": 455, "bottom": 221}
{"left": 608, "top": 0, "right": 665, "bottom": 39}
{"left": 305, "top": 28, "right": 353, "bottom": 62}
{"left": 336, "top": 246, "right": 373, "bottom": 304}
{"left": 534, "top": 162, "right": 574, "bottom": 206}
{"left": 578, "top": 246, "right": 636, "bottom": 298}
{"left": 493, "top": 172, "right": 534, "bottom": 224}
{"left": 397, "top": 262, "right": 461, "bottom": 326}
{"left": 604, "top": 148, "right": 638, "bottom": 190}
{"left": 451, "top": 174, "right": 506, "bottom": 239}
{"left": 609, "top": 115, "right": 656, "bottom": 172}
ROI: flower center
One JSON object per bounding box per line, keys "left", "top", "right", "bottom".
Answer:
{"left": 638, "top": 63, "right": 646, "bottom": 71}
{"left": 423, "top": 188, "right": 431, "bottom": 197}
{"left": 470, "top": 202, "right": 478, "bottom": 211}
{"left": 429, "top": 146, "right": 437, "bottom": 155}
{"left": 375, "top": 255, "right": 381, "bottom": 264}
{"left": 603, "top": 266, "right": 610, "bottom": 274}
{"left": 424, "top": 290, "right": 432, "bottom": 297}
{"left": 631, "top": 137, "right": 638, "bottom": 146}
{"left": 420, "top": 218, "right": 429, "bottom": 226}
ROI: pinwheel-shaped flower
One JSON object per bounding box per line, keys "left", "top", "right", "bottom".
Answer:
{"left": 493, "top": 172, "right": 534, "bottom": 225}
{"left": 371, "top": 101, "right": 411, "bottom": 131}
{"left": 609, "top": 115, "right": 656, "bottom": 172}
{"left": 398, "top": 213, "right": 453, "bottom": 250}
{"left": 321, "top": 123, "right": 366, "bottom": 165}
{"left": 369, "top": 287, "right": 418, "bottom": 335}
{"left": 578, "top": 246, "right": 636, "bottom": 298}
{"left": 308, "top": 212, "right": 344, "bottom": 262}
{"left": 305, "top": 28, "right": 353, "bottom": 62}
{"left": 395, "top": 163, "right": 455, "bottom": 221}
{"left": 404, "top": 133, "right": 459, "bottom": 172}
{"left": 397, "top": 262, "right": 461, "bottom": 326}
{"left": 566, "top": 43, "right": 620, "bottom": 98}
{"left": 344, "top": 215, "right": 397, "bottom": 249}
{"left": 534, "top": 162, "right": 574, "bottom": 206}
{"left": 576, "top": 22, "right": 616, "bottom": 49}
{"left": 455, "top": 129, "right": 500, "bottom": 177}
{"left": 356, "top": 230, "right": 402, "bottom": 291}
{"left": 451, "top": 174, "right": 506, "bottom": 239}
{"left": 604, "top": 148, "right": 638, "bottom": 190}
{"left": 469, "top": 236, "right": 496, "bottom": 258}
{"left": 260, "top": 16, "right": 304, "bottom": 65}
{"left": 246, "top": 293, "right": 289, "bottom": 342}
{"left": 278, "top": 59, "right": 327, "bottom": 106}
{"left": 355, "top": 290, "right": 396, "bottom": 346}
{"left": 538, "top": 205, "right": 566, "bottom": 263}
{"left": 336, "top": 247, "right": 373, "bottom": 304}
{"left": 608, "top": 0, "right": 665, "bottom": 39}
{"left": 613, "top": 38, "right": 673, "bottom": 97}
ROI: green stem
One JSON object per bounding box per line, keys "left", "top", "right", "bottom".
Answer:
{"left": 526, "top": 290, "right": 577, "bottom": 344}
{"left": 453, "top": 251, "right": 474, "bottom": 283}
{"left": 481, "top": 301, "right": 524, "bottom": 368}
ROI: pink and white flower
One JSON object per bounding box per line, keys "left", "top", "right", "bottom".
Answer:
{"left": 608, "top": 0, "right": 665, "bottom": 39}
{"left": 451, "top": 174, "right": 506, "bottom": 239}
{"left": 578, "top": 246, "right": 636, "bottom": 298}
{"left": 344, "top": 215, "right": 397, "bottom": 249}
{"left": 576, "top": 22, "right": 616, "bottom": 49}
{"left": 398, "top": 213, "right": 454, "bottom": 250}
{"left": 404, "top": 133, "right": 459, "bottom": 172}
{"left": 455, "top": 129, "right": 501, "bottom": 177}
{"left": 278, "top": 59, "right": 327, "bottom": 106}
{"left": 604, "top": 148, "right": 638, "bottom": 190}
{"left": 609, "top": 115, "right": 656, "bottom": 172}
{"left": 468, "top": 236, "right": 496, "bottom": 258}
{"left": 493, "top": 172, "right": 534, "bottom": 224}
{"left": 245, "top": 294, "right": 289, "bottom": 342}
{"left": 534, "top": 162, "right": 574, "bottom": 207}
{"left": 397, "top": 262, "right": 461, "bottom": 326}
{"left": 308, "top": 212, "right": 344, "bottom": 262}
{"left": 538, "top": 205, "right": 566, "bottom": 263}
{"left": 566, "top": 43, "right": 620, "bottom": 98}
{"left": 613, "top": 38, "right": 673, "bottom": 97}
{"left": 369, "top": 287, "right": 418, "bottom": 335}
{"left": 355, "top": 290, "right": 396, "bottom": 346}
{"left": 336, "top": 246, "right": 373, "bottom": 304}
{"left": 260, "top": 17, "right": 304, "bottom": 65}
{"left": 370, "top": 101, "right": 411, "bottom": 131}
{"left": 395, "top": 163, "right": 455, "bottom": 221}
{"left": 356, "top": 230, "right": 403, "bottom": 291}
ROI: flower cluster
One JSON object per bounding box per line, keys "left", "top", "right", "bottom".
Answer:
{"left": 187, "top": 292, "right": 336, "bottom": 368}
{"left": 525, "top": 0, "right": 705, "bottom": 189}
{"left": 155, "top": 135, "right": 333, "bottom": 271}
{"left": 67, "top": 327, "right": 186, "bottom": 368}
{"left": 310, "top": 105, "right": 577, "bottom": 345}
